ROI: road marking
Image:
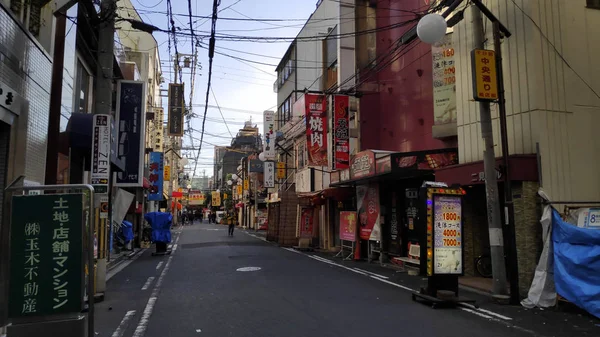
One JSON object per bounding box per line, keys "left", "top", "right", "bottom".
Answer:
{"left": 308, "top": 255, "right": 367, "bottom": 275}
{"left": 172, "top": 244, "right": 178, "bottom": 252}
{"left": 106, "top": 249, "right": 146, "bottom": 281}
{"left": 353, "top": 268, "right": 389, "bottom": 279}
{"left": 305, "top": 253, "right": 515, "bottom": 324}
{"left": 196, "top": 329, "right": 202, "bottom": 333}
{"left": 141, "top": 277, "right": 155, "bottom": 291}
{"left": 111, "top": 310, "right": 136, "bottom": 337}
{"left": 237, "top": 267, "right": 261, "bottom": 272}
{"left": 458, "top": 302, "right": 513, "bottom": 321}
{"left": 132, "top": 255, "right": 173, "bottom": 337}
{"left": 368, "top": 275, "right": 415, "bottom": 292}
{"left": 156, "top": 261, "right": 163, "bottom": 270}
{"left": 281, "top": 247, "right": 302, "bottom": 254}
{"left": 245, "top": 232, "right": 267, "bottom": 242}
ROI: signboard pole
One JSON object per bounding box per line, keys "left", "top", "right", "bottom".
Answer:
{"left": 4, "top": 182, "right": 95, "bottom": 337}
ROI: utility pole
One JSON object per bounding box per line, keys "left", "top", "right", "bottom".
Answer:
{"left": 168, "top": 54, "right": 178, "bottom": 225}
{"left": 91, "top": 0, "right": 117, "bottom": 335}
{"left": 471, "top": 6, "right": 509, "bottom": 297}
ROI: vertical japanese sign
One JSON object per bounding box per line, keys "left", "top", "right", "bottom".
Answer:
{"left": 115, "top": 80, "right": 146, "bottom": 187}
{"left": 339, "top": 211, "right": 357, "bottom": 242}
{"left": 299, "top": 207, "right": 314, "bottom": 238}
{"left": 148, "top": 152, "right": 164, "bottom": 201}
{"left": 211, "top": 191, "right": 221, "bottom": 207}
{"left": 263, "top": 110, "right": 276, "bottom": 160}
{"left": 432, "top": 195, "right": 463, "bottom": 274}
{"left": 168, "top": 83, "right": 185, "bottom": 136}
{"left": 356, "top": 184, "right": 381, "bottom": 241}
{"left": 276, "top": 162, "right": 286, "bottom": 179}
{"left": 91, "top": 114, "right": 111, "bottom": 185}
{"left": 432, "top": 33, "right": 457, "bottom": 126}
{"left": 332, "top": 95, "right": 350, "bottom": 170}
{"left": 237, "top": 185, "right": 242, "bottom": 196}
{"left": 471, "top": 49, "right": 498, "bottom": 101}
{"left": 9, "top": 194, "right": 84, "bottom": 318}
{"left": 264, "top": 161, "right": 275, "bottom": 188}
{"left": 305, "top": 94, "right": 328, "bottom": 166}
{"left": 164, "top": 165, "right": 171, "bottom": 181}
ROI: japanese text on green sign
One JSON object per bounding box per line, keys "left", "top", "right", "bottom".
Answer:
{"left": 9, "top": 194, "right": 84, "bottom": 318}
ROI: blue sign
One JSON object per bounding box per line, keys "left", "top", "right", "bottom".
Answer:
{"left": 115, "top": 80, "right": 146, "bottom": 187}
{"left": 148, "top": 152, "right": 164, "bottom": 201}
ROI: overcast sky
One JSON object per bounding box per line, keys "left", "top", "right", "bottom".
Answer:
{"left": 132, "top": 0, "right": 319, "bottom": 178}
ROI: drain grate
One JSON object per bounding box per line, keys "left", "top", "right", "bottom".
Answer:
{"left": 181, "top": 241, "right": 268, "bottom": 249}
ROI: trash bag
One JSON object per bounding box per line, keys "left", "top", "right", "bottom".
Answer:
{"left": 144, "top": 212, "right": 173, "bottom": 243}
{"left": 121, "top": 220, "right": 134, "bottom": 243}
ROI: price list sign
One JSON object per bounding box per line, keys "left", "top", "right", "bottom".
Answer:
{"left": 433, "top": 195, "right": 463, "bottom": 275}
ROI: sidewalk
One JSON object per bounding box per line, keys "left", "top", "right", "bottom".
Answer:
{"left": 309, "top": 250, "right": 600, "bottom": 337}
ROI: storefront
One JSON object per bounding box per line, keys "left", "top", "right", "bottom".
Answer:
{"left": 330, "top": 149, "right": 459, "bottom": 263}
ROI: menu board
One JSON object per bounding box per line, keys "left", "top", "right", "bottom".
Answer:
{"left": 433, "top": 195, "right": 463, "bottom": 275}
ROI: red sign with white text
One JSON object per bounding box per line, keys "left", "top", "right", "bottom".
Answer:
{"left": 305, "top": 94, "right": 328, "bottom": 167}
{"left": 333, "top": 95, "right": 350, "bottom": 170}
{"left": 299, "top": 207, "right": 314, "bottom": 238}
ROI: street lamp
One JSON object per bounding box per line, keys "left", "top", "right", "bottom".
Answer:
{"left": 227, "top": 180, "right": 233, "bottom": 186}
{"left": 258, "top": 152, "right": 266, "bottom": 162}
{"left": 416, "top": 13, "right": 447, "bottom": 44}
{"left": 232, "top": 174, "right": 238, "bottom": 180}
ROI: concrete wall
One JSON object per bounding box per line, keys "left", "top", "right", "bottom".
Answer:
{"left": 454, "top": 1, "right": 600, "bottom": 202}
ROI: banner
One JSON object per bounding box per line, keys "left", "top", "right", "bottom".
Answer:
{"left": 432, "top": 195, "right": 463, "bottom": 274}
{"left": 168, "top": 83, "right": 185, "bottom": 136}
{"left": 264, "top": 161, "right": 275, "bottom": 188}
{"left": 356, "top": 184, "right": 381, "bottom": 241}
{"left": 236, "top": 185, "right": 242, "bottom": 196}
{"left": 299, "top": 207, "right": 314, "bottom": 238}
{"left": 91, "top": 114, "right": 111, "bottom": 185}
{"left": 305, "top": 94, "right": 328, "bottom": 166}
{"left": 115, "top": 80, "right": 146, "bottom": 187}
{"left": 263, "top": 110, "right": 276, "bottom": 160}
{"left": 340, "top": 211, "right": 357, "bottom": 242}
{"left": 333, "top": 95, "right": 350, "bottom": 170}
{"left": 211, "top": 191, "right": 221, "bottom": 207}
{"left": 148, "top": 152, "right": 164, "bottom": 201}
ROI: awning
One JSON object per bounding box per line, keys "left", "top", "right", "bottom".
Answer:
{"left": 330, "top": 148, "right": 459, "bottom": 187}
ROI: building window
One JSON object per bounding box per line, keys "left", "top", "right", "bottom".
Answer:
{"left": 297, "top": 142, "right": 306, "bottom": 170}
{"left": 74, "top": 60, "right": 91, "bottom": 113}
{"left": 587, "top": 0, "right": 600, "bottom": 9}
{"left": 278, "top": 94, "right": 294, "bottom": 126}
{"left": 277, "top": 55, "right": 295, "bottom": 88}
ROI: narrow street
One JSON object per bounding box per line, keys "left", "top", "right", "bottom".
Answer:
{"left": 92, "top": 221, "right": 573, "bottom": 337}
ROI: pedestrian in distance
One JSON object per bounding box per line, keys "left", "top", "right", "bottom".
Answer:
{"left": 228, "top": 220, "right": 236, "bottom": 236}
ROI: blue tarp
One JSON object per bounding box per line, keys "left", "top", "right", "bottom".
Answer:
{"left": 121, "top": 220, "right": 134, "bottom": 243}
{"left": 552, "top": 209, "right": 600, "bottom": 318}
{"left": 144, "top": 212, "right": 173, "bottom": 243}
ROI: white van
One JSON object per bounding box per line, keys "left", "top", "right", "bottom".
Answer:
{"left": 216, "top": 211, "right": 225, "bottom": 224}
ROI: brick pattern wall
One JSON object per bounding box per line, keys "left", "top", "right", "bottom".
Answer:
{"left": 513, "top": 181, "right": 542, "bottom": 297}
{"left": 0, "top": 6, "right": 52, "bottom": 184}
{"left": 277, "top": 189, "right": 303, "bottom": 247}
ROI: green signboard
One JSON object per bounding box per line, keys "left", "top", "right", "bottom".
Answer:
{"left": 9, "top": 194, "right": 84, "bottom": 318}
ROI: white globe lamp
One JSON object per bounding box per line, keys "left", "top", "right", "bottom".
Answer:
{"left": 237, "top": 165, "right": 242, "bottom": 171}
{"left": 216, "top": 189, "right": 220, "bottom": 193}
{"left": 258, "top": 152, "right": 266, "bottom": 162}
{"left": 187, "top": 184, "right": 192, "bottom": 189}
{"left": 227, "top": 180, "right": 233, "bottom": 186}
{"left": 232, "top": 174, "right": 238, "bottom": 180}
{"left": 180, "top": 157, "right": 189, "bottom": 166}
{"left": 416, "top": 13, "right": 447, "bottom": 45}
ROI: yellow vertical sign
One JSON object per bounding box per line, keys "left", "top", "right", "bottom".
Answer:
{"left": 243, "top": 179, "right": 249, "bottom": 190}
{"left": 211, "top": 191, "right": 221, "bottom": 207}
{"left": 237, "top": 185, "right": 242, "bottom": 196}
{"left": 471, "top": 49, "right": 498, "bottom": 101}
{"left": 164, "top": 165, "right": 171, "bottom": 180}
{"left": 276, "top": 162, "right": 286, "bottom": 179}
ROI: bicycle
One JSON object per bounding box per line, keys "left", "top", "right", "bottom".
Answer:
{"left": 475, "top": 252, "right": 493, "bottom": 278}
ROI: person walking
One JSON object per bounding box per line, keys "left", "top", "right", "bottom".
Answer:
{"left": 228, "top": 220, "right": 236, "bottom": 236}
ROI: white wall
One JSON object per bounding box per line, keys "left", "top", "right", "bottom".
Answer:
{"left": 454, "top": 1, "right": 600, "bottom": 201}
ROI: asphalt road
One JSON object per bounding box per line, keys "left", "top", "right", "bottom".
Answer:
{"left": 93, "top": 222, "right": 545, "bottom": 337}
